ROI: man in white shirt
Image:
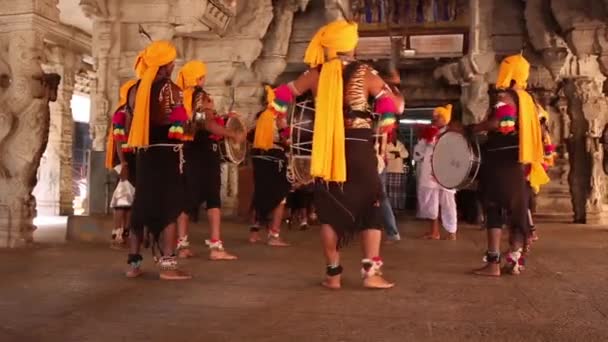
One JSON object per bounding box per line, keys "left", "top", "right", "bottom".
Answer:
{"left": 385, "top": 136, "right": 409, "bottom": 211}
{"left": 413, "top": 104, "right": 458, "bottom": 240}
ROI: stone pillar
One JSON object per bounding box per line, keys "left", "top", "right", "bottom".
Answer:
{"left": 563, "top": 77, "right": 608, "bottom": 224}
{"left": 532, "top": 90, "right": 574, "bottom": 221}
{"left": 0, "top": 0, "right": 61, "bottom": 247}
{"left": 33, "top": 46, "right": 78, "bottom": 216}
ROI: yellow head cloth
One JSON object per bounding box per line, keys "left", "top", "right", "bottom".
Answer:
{"left": 176, "top": 60, "right": 207, "bottom": 141}
{"left": 434, "top": 104, "right": 452, "bottom": 124}
{"left": 105, "top": 79, "right": 138, "bottom": 169}
{"left": 253, "top": 86, "right": 277, "bottom": 150}
{"left": 176, "top": 60, "right": 208, "bottom": 118}
{"left": 127, "top": 40, "right": 177, "bottom": 148}
{"left": 304, "top": 19, "right": 359, "bottom": 183}
{"left": 495, "top": 54, "right": 530, "bottom": 89}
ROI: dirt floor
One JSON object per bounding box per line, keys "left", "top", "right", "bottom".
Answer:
{"left": 1, "top": 218, "right": 607, "bottom": 341}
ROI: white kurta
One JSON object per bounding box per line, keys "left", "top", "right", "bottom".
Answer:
{"left": 413, "top": 129, "right": 458, "bottom": 233}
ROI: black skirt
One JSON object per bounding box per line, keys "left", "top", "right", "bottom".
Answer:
{"left": 313, "top": 128, "right": 383, "bottom": 247}
{"left": 479, "top": 147, "right": 530, "bottom": 239}
{"left": 287, "top": 185, "right": 315, "bottom": 210}
{"left": 131, "top": 144, "right": 187, "bottom": 238}
{"left": 252, "top": 148, "right": 290, "bottom": 225}
{"left": 184, "top": 139, "right": 222, "bottom": 220}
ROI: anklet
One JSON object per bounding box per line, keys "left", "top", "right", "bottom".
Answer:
{"left": 326, "top": 264, "right": 343, "bottom": 276}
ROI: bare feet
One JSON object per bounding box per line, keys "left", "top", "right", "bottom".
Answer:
{"left": 363, "top": 275, "right": 395, "bottom": 289}
{"left": 268, "top": 236, "right": 290, "bottom": 247}
{"left": 249, "top": 230, "right": 261, "bottom": 244}
{"left": 209, "top": 249, "right": 238, "bottom": 261}
{"left": 473, "top": 263, "right": 501, "bottom": 277}
{"left": 177, "top": 248, "right": 195, "bottom": 259}
{"left": 445, "top": 233, "right": 457, "bottom": 241}
{"left": 125, "top": 267, "right": 142, "bottom": 278}
{"left": 159, "top": 269, "right": 192, "bottom": 280}
{"left": 422, "top": 233, "right": 440, "bottom": 240}
{"left": 321, "top": 275, "right": 341, "bottom": 290}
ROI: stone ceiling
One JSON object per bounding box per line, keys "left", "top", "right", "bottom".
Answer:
{"left": 57, "top": 0, "right": 92, "bottom": 34}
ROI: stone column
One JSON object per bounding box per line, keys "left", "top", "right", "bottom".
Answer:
{"left": 0, "top": 0, "right": 61, "bottom": 247}
{"left": 563, "top": 77, "right": 608, "bottom": 224}
{"left": 33, "top": 46, "right": 78, "bottom": 216}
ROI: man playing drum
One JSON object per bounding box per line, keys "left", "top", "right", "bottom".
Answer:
{"left": 266, "top": 19, "right": 404, "bottom": 289}
{"left": 413, "top": 104, "right": 458, "bottom": 240}
{"left": 249, "top": 91, "right": 292, "bottom": 246}
{"left": 465, "top": 54, "right": 549, "bottom": 276}
{"left": 175, "top": 60, "right": 244, "bottom": 260}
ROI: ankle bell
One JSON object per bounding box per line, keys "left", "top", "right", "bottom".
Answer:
{"left": 205, "top": 239, "right": 224, "bottom": 251}
{"left": 326, "top": 264, "right": 343, "bottom": 276}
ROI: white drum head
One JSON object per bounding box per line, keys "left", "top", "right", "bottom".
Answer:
{"left": 431, "top": 131, "right": 472, "bottom": 189}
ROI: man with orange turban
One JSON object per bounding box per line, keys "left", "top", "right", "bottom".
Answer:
{"left": 414, "top": 104, "right": 458, "bottom": 241}
{"left": 248, "top": 87, "right": 292, "bottom": 246}
{"left": 261, "top": 19, "right": 404, "bottom": 289}
{"left": 106, "top": 79, "right": 138, "bottom": 249}
{"left": 465, "top": 54, "right": 549, "bottom": 277}
{"left": 175, "top": 60, "right": 243, "bottom": 260}
{"left": 124, "top": 40, "right": 192, "bottom": 280}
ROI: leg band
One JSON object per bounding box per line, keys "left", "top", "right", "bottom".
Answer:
{"left": 483, "top": 251, "right": 501, "bottom": 264}
{"left": 326, "top": 264, "right": 343, "bottom": 276}
{"left": 127, "top": 254, "right": 143, "bottom": 268}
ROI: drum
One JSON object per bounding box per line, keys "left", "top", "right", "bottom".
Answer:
{"left": 431, "top": 131, "right": 481, "bottom": 189}
{"left": 219, "top": 115, "right": 246, "bottom": 164}
{"left": 287, "top": 99, "right": 315, "bottom": 185}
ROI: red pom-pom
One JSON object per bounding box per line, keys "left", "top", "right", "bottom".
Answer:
{"left": 420, "top": 125, "right": 440, "bottom": 142}
{"left": 112, "top": 110, "right": 126, "bottom": 125}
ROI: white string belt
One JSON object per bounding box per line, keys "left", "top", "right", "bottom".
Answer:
{"left": 136, "top": 143, "right": 185, "bottom": 174}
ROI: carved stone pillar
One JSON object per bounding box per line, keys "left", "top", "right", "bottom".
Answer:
{"left": 563, "top": 77, "right": 608, "bottom": 224}
{"left": 33, "top": 46, "right": 78, "bottom": 216}
{"left": 0, "top": 0, "right": 61, "bottom": 247}
{"left": 532, "top": 90, "right": 574, "bottom": 221}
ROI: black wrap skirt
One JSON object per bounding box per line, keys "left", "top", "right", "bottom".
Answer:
{"left": 479, "top": 147, "right": 530, "bottom": 241}
{"left": 252, "top": 148, "right": 290, "bottom": 225}
{"left": 184, "top": 140, "right": 222, "bottom": 221}
{"left": 313, "top": 128, "right": 383, "bottom": 247}
{"left": 131, "top": 144, "right": 187, "bottom": 239}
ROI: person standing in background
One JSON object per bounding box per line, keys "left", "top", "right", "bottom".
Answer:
{"left": 384, "top": 134, "right": 408, "bottom": 212}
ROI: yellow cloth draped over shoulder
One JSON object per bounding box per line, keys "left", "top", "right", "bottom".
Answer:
{"left": 304, "top": 19, "right": 359, "bottom": 183}
{"left": 105, "top": 79, "right": 138, "bottom": 169}
{"left": 127, "top": 40, "right": 177, "bottom": 148}
{"left": 253, "top": 86, "right": 277, "bottom": 150}
{"left": 176, "top": 60, "right": 208, "bottom": 141}
{"left": 495, "top": 54, "right": 549, "bottom": 193}
{"left": 434, "top": 104, "right": 452, "bottom": 124}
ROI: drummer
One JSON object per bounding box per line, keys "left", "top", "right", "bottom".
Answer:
{"left": 249, "top": 94, "right": 291, "bottom": 246}
{"left": 413, "top": 104, "right": 458, "bottom": 240}
{"left": 175, "top": 60, "right": 244, "bottom": 261}
{"left": 466, "top": 54, "right": 549, "bottom": 276}
{"left": 264, "top": 19, "right": 404, "bottom": 289}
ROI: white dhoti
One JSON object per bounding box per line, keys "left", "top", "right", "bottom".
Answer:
{"left": 417, "top": 186, "right": 458, "bottom": 233}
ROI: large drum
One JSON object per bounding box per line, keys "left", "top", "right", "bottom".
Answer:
{"left": 219, "top": 115, "right": 246, "bottom": 164}
{"left": 287, "top": 99, "right": 315, "bottom": 185}
{"left": 431, "top": 131, "right": 481, "bottom": 189}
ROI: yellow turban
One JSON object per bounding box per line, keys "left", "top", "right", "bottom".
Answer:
{"left": 304, "top": 19, "right": 359, "bottom": 183}
{"left": 176, "top": 60, "right": 208, "bottom": 118}
{"left": 253, "top": 86, "right": 277, "bottom": 150}
{"left": 434, "top": 104, "right": 452, "bottom": 124}
{"left": 105, "top": 79, "right": 138, "bottom": 169}
{"left": 128, "top": 40, "right": 177, "bottom": 148}
{"left": 495, "top": 54, "right": 530, "bottom": 90}
{"left": 176, "top": 60, "right": 208, "bottom": 141}
{"left": 495, "top": 54, "right": 549, "bottom": 192}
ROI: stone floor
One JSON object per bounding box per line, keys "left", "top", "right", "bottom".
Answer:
{"left": 1, "top": 217, "right": 608, "bottom": 342}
